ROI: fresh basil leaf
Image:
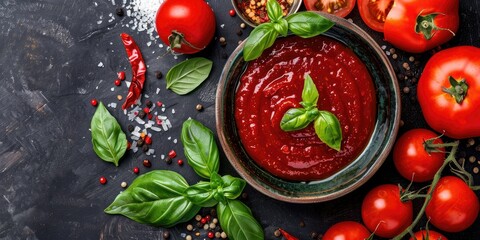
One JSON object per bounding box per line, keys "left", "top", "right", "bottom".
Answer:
{"left": 91, "top": 102, "right": 127, "bottom": 166}
{"left": 300, "top": 74, "right": 319, "bottom": 109}
{"left": 185, "top": 181, "right": 218, "bottom": 207}
{"left": 221, "top": 175, "right": 246, "bottom": 200}
{"left": 273, "top": 18, "right": 289, "bottom": 37}
{"left": 217, "top": 200, "right": 264, "bottom": 240}
{"left": 243, "top": 23, "right": 279, "bottom": 61}
{"left": 181, "top": 119, "right": 219, "bottom": 179}
{"left": 280, "top": 108, "right": 319, "bottom": 131}
{"left": 166, "top": 57, "right": 213, "bottom": 95}
{"left": 266, "top": 0, "right": 283, "bottom": 22}
{"left": 286, "top": 12, "right": 334, "bottom": 38}
{"left": 104, "top": 170, "right": 201, "bottom": 227}
{"left": 314, "top": 111, "right": 342, "bottom": 151}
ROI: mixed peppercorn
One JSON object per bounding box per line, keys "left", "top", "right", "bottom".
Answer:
{"left": 237, "top": 0, "right": 294, "bottom": 24}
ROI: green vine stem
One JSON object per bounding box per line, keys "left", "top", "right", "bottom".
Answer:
{"left": 393, "top": 141, "right": 459, "bottom": 240}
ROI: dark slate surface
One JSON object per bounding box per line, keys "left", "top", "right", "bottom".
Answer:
{"left": 0, "top": 0, "right": 479, "bottom": 239}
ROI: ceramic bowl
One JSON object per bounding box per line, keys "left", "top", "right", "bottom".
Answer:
{"left": 215, "top": 12, "right": 400, "bottom": 203}
{"left": 231, "top": 0, "right": 302, "bottom": 28}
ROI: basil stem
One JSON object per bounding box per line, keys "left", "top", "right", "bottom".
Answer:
{"left": 181, "top": 118, "right": 220, "bottom": 179}
{"left": 217, "top": 199, "right": 264, "bottom": 240}
{"left": 166, "top": 57, "right": 213, "bottom": 95}
{"left": 185, "top": 181, "right": 218, "bottom": 207}
{"left": 286, "top": 12, "right": 335, "bottom": 38}
{"left": 266, "top": 0, "right": 283, "bottom": 22}
{"left": 104, "top": 170, "right": 201, "bottom": 227}
{"left": 280, "top": 108, "right": 319, "bottom": 131}
{"left": 243, "top": 23, "right": 279, "bottom": 61}
{"left": 91, "top": 102, "right": 127, "bottom": 166}
{"left": 300, "top": 74, "right": 319, "bottom": 109}
{"left": 314, "top": 111, "right": 342, "bottom": 151}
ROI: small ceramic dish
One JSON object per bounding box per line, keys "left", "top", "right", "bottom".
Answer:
{"left": 231, "top": 0, "right": 302, "bottom": 28}
{"left": 216, "top": 12, "right": 400, "bottom": 203}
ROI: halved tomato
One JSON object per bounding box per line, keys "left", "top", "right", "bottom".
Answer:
{"left": 303, "top": 0, "right": 356, "bottom": 18}
{"left": 357, "top": 0, "right": 394, "bottom": 32}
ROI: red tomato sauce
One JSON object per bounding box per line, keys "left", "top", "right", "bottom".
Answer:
{"left": 234, "top": 35, "right": 376, "bottom": 181}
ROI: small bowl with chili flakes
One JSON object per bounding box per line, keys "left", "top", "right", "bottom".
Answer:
{"left": 216, "top": 12, "right": 400, "bottom": 203}
{"left": 232, "top": 0, "right": 302, "bottom": 27}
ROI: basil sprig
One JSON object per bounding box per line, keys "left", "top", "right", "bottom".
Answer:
{"left": 91, "top": 102, "right": 127, "bottom": 166}
{"left": 166, "top": 57, "right": 213, "bottom": 95}
{"left": 105, "top": 119, "right": 264, "bottom": 239}
{"left": 280, "top": 75, "right": 342, "bottom": 151}
{"left": 243, "top": 0, "right": 334, "bottom": 61}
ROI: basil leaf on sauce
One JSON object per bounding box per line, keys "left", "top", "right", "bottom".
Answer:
{"left": 286, "top": 12, "right": 335, "bottom": 38}
{"left": 280, "top": 108, "right": 319, "bottom": 131}
{"left": 166, "top": 57, "right": 213, "bottom": 95}
{"left": 104, "top": 170, "right": 201, "bottom": 227}
{"left": 90, "top": 102, "right": 127, "bottom": 166}
{"left": 243, "top": 23, "right": 279, "bottom": 61}
{"left": 217, "top": 200, "right": 264, "bottom": 240}
{"left": 314, "top": 111, "right": 342, "bottom": 151}
{"left": 181, "top": 118, "right": 220, "bottom": 179}
{"left": 300, "top": 74, "right": 319, "bottom": 109}
{"left": 266, "top": 0, "right": 283, "bottom": 22}
{"left": 185, "top": 181, "right": 218, "bottom": 207}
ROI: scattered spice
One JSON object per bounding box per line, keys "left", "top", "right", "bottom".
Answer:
{"left": 145, "top": 99, "right": 153, "bottom": 108}
{"left": 165, "top": 157, "right": 172, "bottom": 165}
{"left": 99, "top": 176, "right": 107, "bottom": 185}
{"left": 403, "top": 86, "right": 410, "bottom": 94}
{"left": 90, "top": 99, "right": 98, "bottom": 107}
{"left": 143, "top": 159, "right": 151, "bottom": 168}
{"left": 469, "top": 156, "right": 476, "bottom": 163}
{"left": 467, "top": 138, "right": 475, "bottom": 147}
{"left": 142, "top": 144, "right": 149, "bottom": 152}
{"left": 177, "top": 159, "right": 184, "bottom": 166}
{"left": 155, "top": 71, "right": 163, "bottom": 79}
{"left": 121, "top": 181, "right": 128, "bottom": 188}
{"left": 115, "top": 7, "right": 124, "bottom": 17}
{"left": 168, "top": 150, "right": 177, "bottom": 159}
{"left": 274, "top": 229, "right": 281, "bottom": 237}
{"left": 241, "top": 192, "right": 248, "bottom": 199}
{"left": 236, "top": 30, "right": 243, "bottom": 36}
{"left": 219, "top": 37, "right": 227, "bottom": 47}
{"left": 299, "top": 220, "right": 305, "bottom": 227}
{"left": 220, "top": 232, "right": 227, "bottom": 239}
{"left": 133, "top": 167, "right": 140, "bottom": 174}
{"left": 229, "top": 9, "right": 236, "bottom": 17}
{"left": 137, "top": 110, "right": 146, "bottom": 119}
{"left": 207, "top": 231, "right": 214, "bottom": 238}
{"left": 195, "top": 215, "right": 202, "bottom": 221}
{"left": 186, "top": 224, "right": 194, "bottom": 231}
{"left": 117, "top": 95, "right": 123, "bottom": 101}
{"left": 474, "top": 167, "right": 479, "bottom": 174}
{"left": 409, "top": 56, "right": 415, "bottom": 62}
{"left": 196, "top": 104, "right": 204, "bottom": 111}
{"left": 117, "top": 71, "right": 126, "bottom": 80}
{"left": 240, "top": 22, "right": 246, "bottom": 29}
{"left": 144, "top": 136, "right": 152, "bottom": 145}
{"left": 136, "top": 138, "right": 145, "bottom": 147}
{"left": 163, "top": 230, "right": 170, "bottom": 239}
{"left": 127, "top": 125, "right": 135, "bottom": 132}
{"left": 309, "top": 231, "right": 319, "bottom": 239}
{"left": 237, "top": 0, "right": 293, "bottom": 24}
{"left": 114, "top": 79, "right": 122, "bottom": 86}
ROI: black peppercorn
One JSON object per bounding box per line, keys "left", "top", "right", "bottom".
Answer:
{"left": 136, "top": 138, "right": 144, "bottom": 147}
{"left": 236, "top": 30, "right": 243, "bottom": 36}
{"left": 309, "top": 231, "right": 318, "bottom": 239}
{"left": 142, "top": 144, "right": 149, "bottom": 152}
{"left": 155, "top": 71, "right": 163, "bottom": 79}
{"left": 137, "top": 110, "right": 146, "bottom": 119}
{"left": 115, "top": 7, "right": 124, "bottom": 17}
{"left": 163, "top": 230, "right": 170, "bottom": 239}
{"left": 221, "top": 52, "right": 229, "bottom": 59}
{"left": 165, "top": 157, "right": 172, "bottom": 165}
{"left": 127, "top": 124, "right": 135, "bottom": 132}
{"left": 143, "top": 159, "right": 151, "bottom": 168}
{"left": 145, "top": 99, "right": 153, "bottom": 108}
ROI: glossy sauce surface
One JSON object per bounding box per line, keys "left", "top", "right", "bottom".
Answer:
{"left": 235, "top": 35, "right": 376, "bottom": 181}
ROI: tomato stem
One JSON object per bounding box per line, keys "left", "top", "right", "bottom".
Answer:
{"left": 415, "top": 12, "right": 456, "bottom": 40}
{"left": 168, "top": 31, "right": 204, "bottom": 52}
{"left": 393, "top": 141, "right": 459, "bottom": 240}
{"left": 441, "top": 76, "right": 468, "bottom": 104}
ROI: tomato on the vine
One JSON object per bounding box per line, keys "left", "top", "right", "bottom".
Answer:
{"left": 417, "top": 46, "right": 480, "bottom": 139}
{"left": 361, "top": 184, "right": 413, "bottom": 238}
{"left": 323, "top": 221, "right": 371, "bottom": 240}
{"left": 384, "top": 0, "right": 459, "bottom": 53}
{"left": 426, "top": 176, "right": 479, "bottom": 232}
{"left": 357, "top": 0, "right": 394, "bottom": 32}
{"left": 409, "top": 230, "right": 448, "bottom": 240}
{"left": 393, "top": 129, "right": 445, "bottom": 182}
{"left": 155, "top": 0, "right": 216, "bottom": 54}
{"left": 303, "top": 0, "right": 356, "bottom": 18}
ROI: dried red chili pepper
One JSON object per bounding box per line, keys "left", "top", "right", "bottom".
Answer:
{"left": 278, "top": 228, "right": 299, "bottom": 240}
{"left": 120, "top": 33, "right": 146, "bottom": 110}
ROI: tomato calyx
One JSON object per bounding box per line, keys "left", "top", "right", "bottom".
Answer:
{"left": 441, "top": 76, "right": 468, "bottom": 104}
{"left": 168, "top": 30, "right": 204, "bottom": 53}
{"left": 415, "top": 11, "right": 456, "bottom": 40}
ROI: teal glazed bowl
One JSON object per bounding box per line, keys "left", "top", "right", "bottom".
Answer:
{"left": 215, "top": 12, "right": 400, "bottom": 203}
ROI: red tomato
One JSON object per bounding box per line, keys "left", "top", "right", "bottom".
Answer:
{"left": 384, "top": 0, "right": 459, "bottom": 53}
{"left": 426, "top": 176, "right": 479, "bottom": 232}
{"left": 393, "top": 129, "right": 445, "bottom": 182}
{"left": 323, "top": 221, "right": 371, "bottom": 240}
{"left": 357, "top": 0, "right": 394, "bottom": 32}
{"left": 417, "top": 46, "right": 480, "bottom": 139}
{"left": 303, "top": 0, "right": 356, "bottom": 18}
{"left": 155, "top": 0, "right": 216, "bottom": 54}
{"left": 409, "top": 230, "right": 448, "bottom": 240}
{"left": 361, "top": 184, "right": 413, "bottom": 238}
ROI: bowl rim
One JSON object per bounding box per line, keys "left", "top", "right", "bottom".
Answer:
{"left": 215, "top": 12, "right": 401, "bottom": 203}
{"left": 230, "top": 0, "right": 302, "bottom": 28}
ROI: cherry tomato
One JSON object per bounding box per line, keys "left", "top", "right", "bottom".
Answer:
{"left": 417, "top": 46, "right": 480, "bottom": 139}
{"left": 426, "top": 176, "right": 479, "bottom": 232}
{"left": 409, "top": 230, "right": 448, "bottom": 240}
{"left": 155, "top": 0, "right": 216, "bottom": 54}
{"left": 323, "top": 221, "right": 371, "bottom": 240}
{"left": 361, "top": 184, "right": 413, "bottom": 238}
{"left": 393, "top": 129, "right": 445, "bottom": 182}
{"left": 303, "top": 0, "right": 356, "bottom": 18}
{"left": 384, "top": 0, "right": 459, "bottom": 53}
{"left": 357, "top": 0, "right": 393, "bottom": 32}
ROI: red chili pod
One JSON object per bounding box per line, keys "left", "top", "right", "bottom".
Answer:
{"left": 120, "top": 33, "right": 146, "bottom": 109}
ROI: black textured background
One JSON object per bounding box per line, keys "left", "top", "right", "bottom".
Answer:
{"left": 0, "top": 0, "right": 479, "bottom": 239}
